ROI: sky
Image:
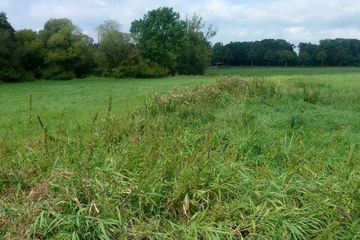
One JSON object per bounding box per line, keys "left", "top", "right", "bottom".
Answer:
{"left": 2, "top": 0, "right": 360, "bottom": 48}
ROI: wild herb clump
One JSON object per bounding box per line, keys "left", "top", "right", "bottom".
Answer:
{"left": 145, "top": 84, "right": 222, "bottom": 115}
{"left": 217, "top": 75, "right": 278, "bottom": 100}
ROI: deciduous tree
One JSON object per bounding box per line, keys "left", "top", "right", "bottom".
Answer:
{"left": 316, "top": 51, "right": 327, "bottom": 67}
{"left": 279, "top": 50, "right": 296, "bottom": 67}
{"left": 178, "top": 13, "right": 216, "bottom": 74}
{"left": 263, "top": 50, "right": 276, "bottom": 67}
{"left": 247, "top": 50, "right": 257, "bottom": 67}
{"left": 14, "top": 30, "right": 44, "bottom": 76}
{"left": 99, "top": 30, "right": 136, "bottom": 77}
{"left": 96, "top": 19, "right": 122, "bottom": 44}
{"left": 0, "top": 12, "right": 14, "bottom": 37}
{"left": 298, "top": 51, "right": 310, "bottom": 67}
{"left": 40, "top": 18, "right": 96, "bottom": 79}
{"left": 298, "top": 42, "right": 319, "bottom": 66}
{"left": 130, "top": 7, "right": 186, "bottom": 75}
{"left": 211, "top": 42, "right": 224, "bottom": 64}
{"left": 0, "top": 12, "right": 20, "bottom": 82}
{"left": 335, "top": 47, "right": 347, "bottom": 67}
{"left": 224, "top": 48, "right": 233, "bottom": 66}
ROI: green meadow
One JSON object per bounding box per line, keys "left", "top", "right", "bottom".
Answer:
{"left": 0, "top": 76, "right": 215, "bottom": 141}
{"left": 1, "top": 67, "right": 360, "bottom": 239}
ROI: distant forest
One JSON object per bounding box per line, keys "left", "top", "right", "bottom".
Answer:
{"left": 1, "top": 8, "right": 360, "bottom": 83}
{"left": 212, "top": 38, "right": 360, "bottom": 67}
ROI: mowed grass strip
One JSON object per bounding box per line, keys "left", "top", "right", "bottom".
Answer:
{"left": 1, "top": 70, "right": 360, "bottom": 239}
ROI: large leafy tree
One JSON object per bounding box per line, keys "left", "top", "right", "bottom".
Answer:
{"left": 298, "top": 51, "right": 310, "bottom": 67}
{"left": 298, "top": 42, "right": 320, "bottom": 66}
{"left": 95, "top": 20, "right": 130, "bottom": 74}
{"left": 316, "top": 51, "right": 327, "bottom": 67}
{"left": 319, "top": 39, "right": 337, "bottom": 66}
{"left": 0, "top": 12, "right": 26, "bottom": 82}
{"left": 39, "top": 18, "right": 96, "bottom": 79}
{"left": 335, "top": 47, "right": 348, "bottom": 67}
{"left": 348, "top": 39, "right": 360, "bottom": 63}
{"left": 0, "top": 12, "right": 14, "bottom": 37}
{"left": 279, "top": 50, "right": 296, "bottom": 67}
{"left": 96, "top": 19, "right": 122, "bottom": 44}
{"left": 224, "top": 48, "right": 234, "bottom": 66}
{"left": 247, "top": 50, "right": 257, "bottom": 67}
{"left": 263, "top": 50, "right": 276, "bottom": 67}
{"left": 178, "top": 13, "right": 217, "bottom": 74}
{"left": 14, "top": 29, "right": 45, "bottom": 76}
{"left": 130, "top": 7, "right": 186, "bottom": 75}
{"left": 248, "top": 41, "right": 264, "bottom": 66}
{"left": 230, "top": 42, "right": 248, "bottom": 66}
{"left": 211, "top": 42, "right": 225, "bottom": 64}
{"left": 99, "top": 30, "right": 136, "bottom": 76}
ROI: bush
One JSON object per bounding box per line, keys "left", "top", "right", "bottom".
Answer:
{"left": 216, "top": 75, "right": 278, "bottom": 100}
{"left": 53, "top": 72, "right": 75, "bottom": 80}
{"left": 41, "top": 65, "right": 63, "bottom": 80}
{"left": 114, "top": 61, "right": 169, "bottom": 78}
{"left": 0, "top": 67, "right": 35, "bottom": 82}
{"left": 41, "top": 65, "right": 75, "bottom": 80}
{"left": 145, "top": 84, "right": 222, "bottom": 116}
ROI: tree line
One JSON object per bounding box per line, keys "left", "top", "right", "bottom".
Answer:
{"left": 2, "top": 7, "right": 360, "bottom": 83}
{"left": 0, "top": 8, "right": 216, "bottom": 82}
{"left": 212, "top": 38, "right": 360, "bottom": 67}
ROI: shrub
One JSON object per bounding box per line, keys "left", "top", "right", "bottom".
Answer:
{"left": 41, "top": 65, "right": 75, "bottom": 80}
{"left": 216, "top": 75, "right": 278, "bottom": 100}
{"left": 0, "top": 67, "right": 35, "bottom": 82}
{"left": 53, "top": 72, "right": 75, "bottom": 80}
{"left": 145, "top": 84, "right": 222, "bottom": 116}
{"left": 41, "top": 65, "right": 63, "bottom": 80}
{"left": 114, "top": 61, "right": 169, "bottom": 78}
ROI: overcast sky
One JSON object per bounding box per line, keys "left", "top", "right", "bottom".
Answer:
{"left": 2, "top": 0, "right": 360, "bottom": 48}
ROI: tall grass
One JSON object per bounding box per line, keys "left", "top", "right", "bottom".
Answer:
{"left": 1, "top": 75, "right": 360, "bottom": 239}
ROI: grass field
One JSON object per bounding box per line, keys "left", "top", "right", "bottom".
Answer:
{"left": 0, "top": 76, "right": 215, "bottom": 141}
{"left": 206, "top": 66, "right": 360, "bottom": 76}
{"left": 1, "top": 67, "right": 360, "bottom": 239}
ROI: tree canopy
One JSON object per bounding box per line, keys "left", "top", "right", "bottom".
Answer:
{"left": 130, "top": 7, "right": 186, "bottom": 75}
{"left": 0, "top": 8, "right": 218, "bottom": 82}
{"left": 211, "top": 38, "right": 360, "bottom": 67}
{"left": 96, "top": 19, "right": 122, "bottom": 44}
{"left": 39, "top": 18, "right": 96, "bottom": 79}
{"left": 214, "top": 39, "right": 297, "bottom": 67}
{"left": 0, "top": 12, "right": 19, "bottom": 82}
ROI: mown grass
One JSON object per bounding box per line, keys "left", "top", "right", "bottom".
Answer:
{"left": 1, "top": 70, "right": 360, "bottom": 239}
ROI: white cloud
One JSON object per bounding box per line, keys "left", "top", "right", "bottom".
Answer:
{"left": 2, "top": 0, "right": 360, "bottom": 45}
{"left": 319, "top": 28, "right": 360, "bottom": 40}
{"left": 283, "top": 27, "right": 313, "bottom": 42}
{"left": 94, "top": 0, "right": 107, "bottom": 6}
